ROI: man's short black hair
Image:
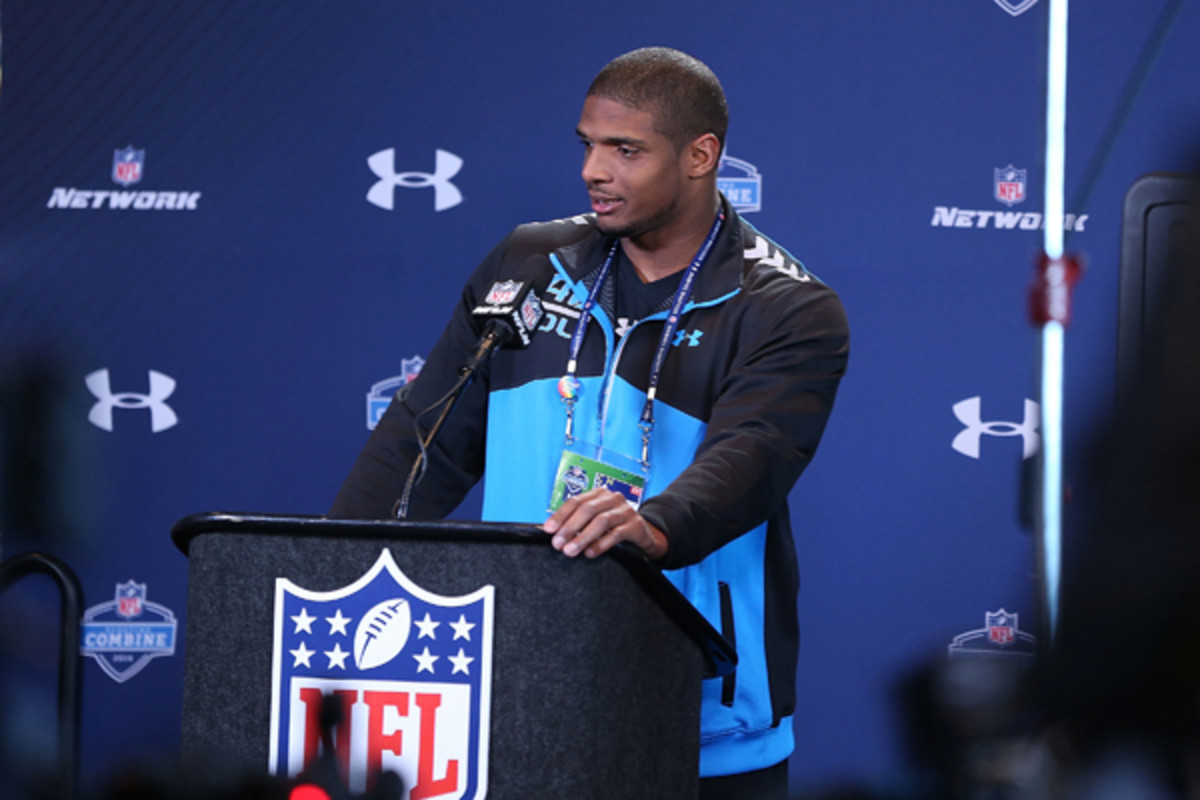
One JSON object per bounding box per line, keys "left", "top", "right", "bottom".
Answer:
{"left": 587, "top": 47, "right": 729, "bottom": 153}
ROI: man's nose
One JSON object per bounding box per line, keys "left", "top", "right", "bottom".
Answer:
{"left": 581, "top": 147, "right": 609, "bottom": 185}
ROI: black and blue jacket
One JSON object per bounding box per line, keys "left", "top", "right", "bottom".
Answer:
{"left": 331, "top": 196, "right": 850, "bottom": 776}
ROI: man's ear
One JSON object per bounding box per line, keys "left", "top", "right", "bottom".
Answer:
{"left": 686, "top": 133, "right": 722, "bottom": 179}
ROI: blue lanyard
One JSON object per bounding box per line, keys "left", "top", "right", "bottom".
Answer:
{"left": 558, "top": 210, "right": 725, "bottom": 467}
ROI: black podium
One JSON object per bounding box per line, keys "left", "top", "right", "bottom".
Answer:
{"left": 172, "top": 512, "right": 734, "bottom": 799}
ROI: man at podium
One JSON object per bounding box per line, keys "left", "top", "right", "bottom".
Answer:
{"left": 332, "top": 46, "right": 849, "bottom": 799}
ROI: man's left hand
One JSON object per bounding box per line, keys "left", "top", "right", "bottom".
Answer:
{"left": 543, "top": 488, "right": 669, "bottom": 561}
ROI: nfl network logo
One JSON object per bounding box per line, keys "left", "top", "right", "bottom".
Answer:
{"left": 80, "top": 580, "right": 178, "bottom": 683}
{"left": 994, "top": 165, "right": 1027, "bottom": 207}
{"left": 366, "top": 356, "right": 425, "bottom": 430}
{"left": 948, "top": 609, "right": 1037, "bottom": 660}
{"left": 269, "top": 549, "right": 494, "bottom": 798}
{"left": 112, "top": 146, "right": 145, "bottom": 187}
{"left": 717, "top": 153, "right": 762, "bottom": 213}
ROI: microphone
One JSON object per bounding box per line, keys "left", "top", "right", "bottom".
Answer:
{"left": 472, "top": 279, "right": 544, "bottom": 346}
{"left": 394, "top": 278, "right": 545, "bottom": 519}
{"left": 461, "top": 280, "right": 545, "bottom": 376}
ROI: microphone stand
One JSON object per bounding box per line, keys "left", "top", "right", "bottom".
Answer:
{"left": 394, "top": 321, "right": 511, "bottom": 519}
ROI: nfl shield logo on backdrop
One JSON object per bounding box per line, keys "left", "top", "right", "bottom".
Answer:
{"left": 986, "top": 610, "right": 1017, "bottom": 646}
{"left": 400, "top": 356, "right": 425, "bottom": 385}
{"left": 116, "top": 581, "right": 146, "bottom": 618}
{"left": 112, "top": 146, "right": 145, "bottom": 187}
{"left": 269, "top": 549, "right": 494, "bottom": 798}
{"left": 994, "top": 165, "right": 1027, "bottom": 207}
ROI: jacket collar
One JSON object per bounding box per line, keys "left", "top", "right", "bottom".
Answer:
{"left": 555, "top": 194, "right": 746, "bottom": 305}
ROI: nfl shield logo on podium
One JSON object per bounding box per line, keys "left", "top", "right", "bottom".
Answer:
{"left": 269, "top": 549, "right": 494, "bottom": 798}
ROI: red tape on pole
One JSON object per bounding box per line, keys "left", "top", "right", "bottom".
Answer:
{"left": 1030, "top": 253, "right": 1084, "bottom": 326}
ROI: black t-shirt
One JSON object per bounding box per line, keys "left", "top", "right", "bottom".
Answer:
{"left": 612, "top": 249, "right": 682, "bottom": 337}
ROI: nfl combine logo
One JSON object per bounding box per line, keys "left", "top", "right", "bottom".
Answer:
{"left": 112, "top": 146, "right": 145, "bottom": 187}
{"left": 563, "top": 464, "right": 589, "bottom": 498}
{"left": 80, "top": 580, "right": 177, "bottom": 683}
{"left": 947, "top": 608, "right": 1037, "bottom": 661}
{"left": 717, "top": 153, "right": 762, "bottom": 213}
{"left": 269, "top": 549, "right": 494, "bottom": 798}
{"left": 366, "top": 356, "right": 426, "bottom": 430}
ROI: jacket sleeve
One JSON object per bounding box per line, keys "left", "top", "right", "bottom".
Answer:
{"left": 640, "top": 280, "right": 849, "bottom": 568}
{"left": 327, "top": 240, "right": 510, "bottom": 520}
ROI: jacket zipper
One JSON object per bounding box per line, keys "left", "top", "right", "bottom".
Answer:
{"left": 718, "top": 581, "right": 737, "bottom": 707}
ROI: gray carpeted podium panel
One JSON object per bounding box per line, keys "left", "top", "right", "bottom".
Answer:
{"left": 179, "top": 522, "right": 703, "bottom": 799}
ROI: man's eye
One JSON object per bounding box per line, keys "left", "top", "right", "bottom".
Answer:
{"left": 617, "top": 146, "right": 637, "bottom": 157}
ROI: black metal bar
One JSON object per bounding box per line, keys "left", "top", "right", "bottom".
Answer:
{"left": 0, "top": 551, "right": 84, "bottom": 799}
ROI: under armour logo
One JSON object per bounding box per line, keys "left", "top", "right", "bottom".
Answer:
{"left": 366, "top": 148, "right": 463, "bottom": 212}
{"left": 993, "top": 0, "right": 1038, "bottom": 17}
{"left": 673, "top": 329, "right": 704, "bottom": 347}
{"left": 86, "top": 369, "right": 178, "bottom": 433}
{"left": 951, "top": 396, "right": 1039, "bottom": 459}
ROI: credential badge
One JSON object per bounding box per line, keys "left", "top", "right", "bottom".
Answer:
{"left": 269, "top": 549, "right": 494, "bottom": 799}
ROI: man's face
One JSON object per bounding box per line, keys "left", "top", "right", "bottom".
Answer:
{"left": 576, "top": 94, "right": 688, "bottom": 241}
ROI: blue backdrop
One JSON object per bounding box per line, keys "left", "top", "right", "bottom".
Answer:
{"left": 2, "top": 0, "right": 1199, "bottom": 793}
